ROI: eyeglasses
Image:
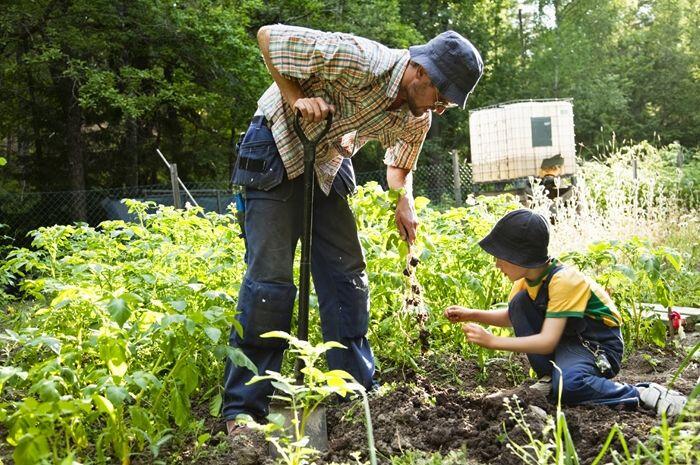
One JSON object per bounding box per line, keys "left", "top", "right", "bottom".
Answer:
{"left": 432, "top": 85, "right": 457, "bottom": 111}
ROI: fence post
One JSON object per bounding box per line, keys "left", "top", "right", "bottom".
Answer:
{"left": 632, "top": 158, "right": 638, "bottom": 180}
{"left": 170, "top": 163, "right": 182, "bottom": 209}
{"left": 452, "top": 150, "right": 462, "bottom": 205}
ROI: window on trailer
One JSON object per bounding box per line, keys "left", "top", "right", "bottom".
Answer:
{"left": 531, "top": 116, "right": 552, "bottom": 147}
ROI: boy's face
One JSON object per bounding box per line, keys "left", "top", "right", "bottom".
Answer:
{"left": 495, "top": 257, "right": 528, "bottom": 282}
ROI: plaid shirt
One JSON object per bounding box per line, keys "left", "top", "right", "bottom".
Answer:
{"left": 257, "top": 25, "right": 432, "bottom": 195}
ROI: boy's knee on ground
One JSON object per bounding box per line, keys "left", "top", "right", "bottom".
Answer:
{"left": 551, "top": 367, "right": 589, "bottom": 403}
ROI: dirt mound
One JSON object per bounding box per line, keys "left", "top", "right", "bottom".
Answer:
{"left": 320, "top": 349, "right": 690, "bottom": 465}
{"left": 184, "top": 340, "right": 697, "bottom": 465}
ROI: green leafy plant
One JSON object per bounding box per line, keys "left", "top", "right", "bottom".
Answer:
{"left": 0, "top": 160, "right": 697, "bottom": 463}
{"left": 247, "top": 331, "right": 369, "bottom": 465}
{"left": 561, "top": 238, "right": 687, "bottom": 350}
{"left": 0, "top": 201, "right": 254, "bottom": 464}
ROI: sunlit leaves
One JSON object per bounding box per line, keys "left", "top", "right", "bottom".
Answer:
{"left": 100, "top": 338, "right": 129, "bottom": 379}
{"left": 108, "top": 298, "right": 131, "bottom": 328}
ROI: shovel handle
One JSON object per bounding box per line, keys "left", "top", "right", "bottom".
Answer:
{"left": 293, "top": 111, "right": 333, "bottom": 146}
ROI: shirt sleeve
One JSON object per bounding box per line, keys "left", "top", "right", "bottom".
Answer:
{"left": 267, "top": 25, "right": 375, "bottom": 86}
{"left": 545, "top": 268, "right": 590, "bottom": 318}
{"left": 508, "top": 279, "right": 526, "bottom": 302}
{"left": 383, "top": 112, "right": 431, "bottom": 170}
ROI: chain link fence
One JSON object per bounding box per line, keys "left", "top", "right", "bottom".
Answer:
{"left": 357, "top": 162, "right": 472, "bottom": 202}
{"left": 1, "top": 162, "right": 472, "bottom": 246}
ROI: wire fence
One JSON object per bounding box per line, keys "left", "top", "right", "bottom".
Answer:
{"left": 0, "top": 162, "right": 472, "bottom": 246}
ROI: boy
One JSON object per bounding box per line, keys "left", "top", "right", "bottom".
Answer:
{"left": 444, "top": 209, "right": 687, "bottom": 417}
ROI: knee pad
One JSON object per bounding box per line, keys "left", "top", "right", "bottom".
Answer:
{"left": 236, "top": 278, "right": 296, "bottom": 349}
{"left": 335, "top": 272, "right": 370, "bottom": 339}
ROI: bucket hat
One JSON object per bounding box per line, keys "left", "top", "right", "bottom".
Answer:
{"left": 409, "top": 31, "right": 483, "bottom": 109}
{"left": 478, "top": 209, "right": 550, "bottom": 268}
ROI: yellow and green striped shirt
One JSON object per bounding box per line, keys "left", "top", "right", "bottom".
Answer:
{"left": 258, "top": 25, "right": 432, "bottom": 195}
{"left": 508, "top": 260, "right": 622, "bottom": 327}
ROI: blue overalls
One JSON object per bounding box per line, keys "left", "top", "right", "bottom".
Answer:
{"left": 509, "top": 264, "right": 640, "bottom": 406}
{"left": 222, "top": 115, "right": 375, "bottom": 421}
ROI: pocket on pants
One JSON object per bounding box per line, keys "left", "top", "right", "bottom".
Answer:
{"left": 231, "top": 127, "right": 285, "bottom": 192}
{"left": 237, "top": 278, "right": 297, "bottom": 349}
{"left": 337, "top": 273, "right": 370, "bottom": 339}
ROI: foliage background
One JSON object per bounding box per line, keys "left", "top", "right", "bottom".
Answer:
{"left": 1, "top": 0, "right": 699, "bottom": 214}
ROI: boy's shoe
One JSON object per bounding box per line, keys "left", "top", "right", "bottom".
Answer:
{"left": 227, "top": 424, "right": 267, "bottom": 465}
{"left": 529, "top": 375, "right": 552, "bottom": 394}
{"left": 636, "top": 383, "right": 687, "bottom": 417}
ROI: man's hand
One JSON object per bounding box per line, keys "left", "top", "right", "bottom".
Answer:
{"left": 462, "top": 323, "right": 494, "bottom": 349}
{"left": 293, "top": 97, "right": 335, "bottom": 123}
{"left": 257, "top": 27, "right": 335, "bottom": 123}
{"left": 395, "top": 194, "right": 418, "bottom": 244}
{"left": 444, "top": 306, "right": 474, "bottom": 323}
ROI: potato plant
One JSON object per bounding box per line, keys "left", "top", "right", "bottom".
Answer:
{"left": 0, "top": 182, "right": 695, "bottom": 464}
{"left": 1, "top": 203, "right": 254, "bottom": 464}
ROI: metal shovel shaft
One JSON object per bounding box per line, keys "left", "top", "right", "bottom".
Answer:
{"left": 296, "top": 141, "right": 314, "bottom": 369}
{"left": 293, "top": 112, "right": 333, "bottom": 384}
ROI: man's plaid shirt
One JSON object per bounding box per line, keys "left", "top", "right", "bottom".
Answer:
{"left": 257, "top": 25, "right": 432, "bottom": 195}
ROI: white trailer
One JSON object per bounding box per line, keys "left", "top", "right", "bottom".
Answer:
{"left": 468, "top": 99, "right": 576, "bottom": 186}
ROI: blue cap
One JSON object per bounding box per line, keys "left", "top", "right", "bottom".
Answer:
{"left": 409, "top": 31, "right": 484, "bottom": 109}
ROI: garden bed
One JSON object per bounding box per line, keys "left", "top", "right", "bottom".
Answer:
{"left": 186, "top": 334, "right": 698, "bottom": 465}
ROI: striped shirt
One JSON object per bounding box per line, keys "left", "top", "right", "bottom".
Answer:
{"left": 257, "top": 25, "right": 432, "bottom": 195}
{"left": 508, "top": 259, "right": 622, "bottom": 327}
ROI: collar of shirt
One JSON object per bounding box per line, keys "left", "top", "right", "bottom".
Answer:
{"left": 385, "top": 51, "right": 409, "bottom": 102}
{"left": 525, "top": 258, "right": 559, "bottom": 287}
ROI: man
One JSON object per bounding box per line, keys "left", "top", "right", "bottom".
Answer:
{"left": 224, "top": 24, "right": 483, "bottom": 438}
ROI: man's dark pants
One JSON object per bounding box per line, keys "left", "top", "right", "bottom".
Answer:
{"left": 222, "top": 116, "right": 375, "bottom": 421}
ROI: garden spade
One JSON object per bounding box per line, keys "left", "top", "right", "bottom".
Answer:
{"left": 268, "top": 111, "right": 333, "bottom": 456}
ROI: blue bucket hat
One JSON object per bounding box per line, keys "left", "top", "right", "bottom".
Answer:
{"left": 478, "top": 209, "right": 550, "bottom": 268}
{"left": 409, "top": 31, "right": 484, "bottom": 109}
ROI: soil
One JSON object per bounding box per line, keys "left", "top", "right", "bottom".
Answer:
{"left": 5, "top": 337, "right": 696, "bottom": 465}
{"left": 190, "top": 334, "right": 699, "bottom": 465}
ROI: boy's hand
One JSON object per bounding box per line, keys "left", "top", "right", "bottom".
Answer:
{"left": 462, "top": 323, "right": 494, "bottom": 349}
{"left": 444, "top": 306, "right": 473, "bottom": 323}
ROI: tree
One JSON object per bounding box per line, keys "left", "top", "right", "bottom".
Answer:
{"left": 615, "top": 0, "right": 700, "bottom": 147}
{"left": 0, "top": 0, "right": 265, "bottom": 220}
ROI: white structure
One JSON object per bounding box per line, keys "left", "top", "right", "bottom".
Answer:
{"left": 468, "top": 99, "right": 576, "bottom": 183}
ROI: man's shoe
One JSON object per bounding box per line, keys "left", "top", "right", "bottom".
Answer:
{"left": 227, "top": 423, "right": 267, "bottom": 465}
{"left": 637, "top": 383, "right": 687, "bottom": 417}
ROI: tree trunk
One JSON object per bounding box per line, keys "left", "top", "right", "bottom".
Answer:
{"left": 18, "top": 28, "right": 42, "bottom": 180}
{"left": 60, "top": 76, "right": 87, "bottom": 222}
{"left": 125, "top": 117, "right": 139, "bottom": 187}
